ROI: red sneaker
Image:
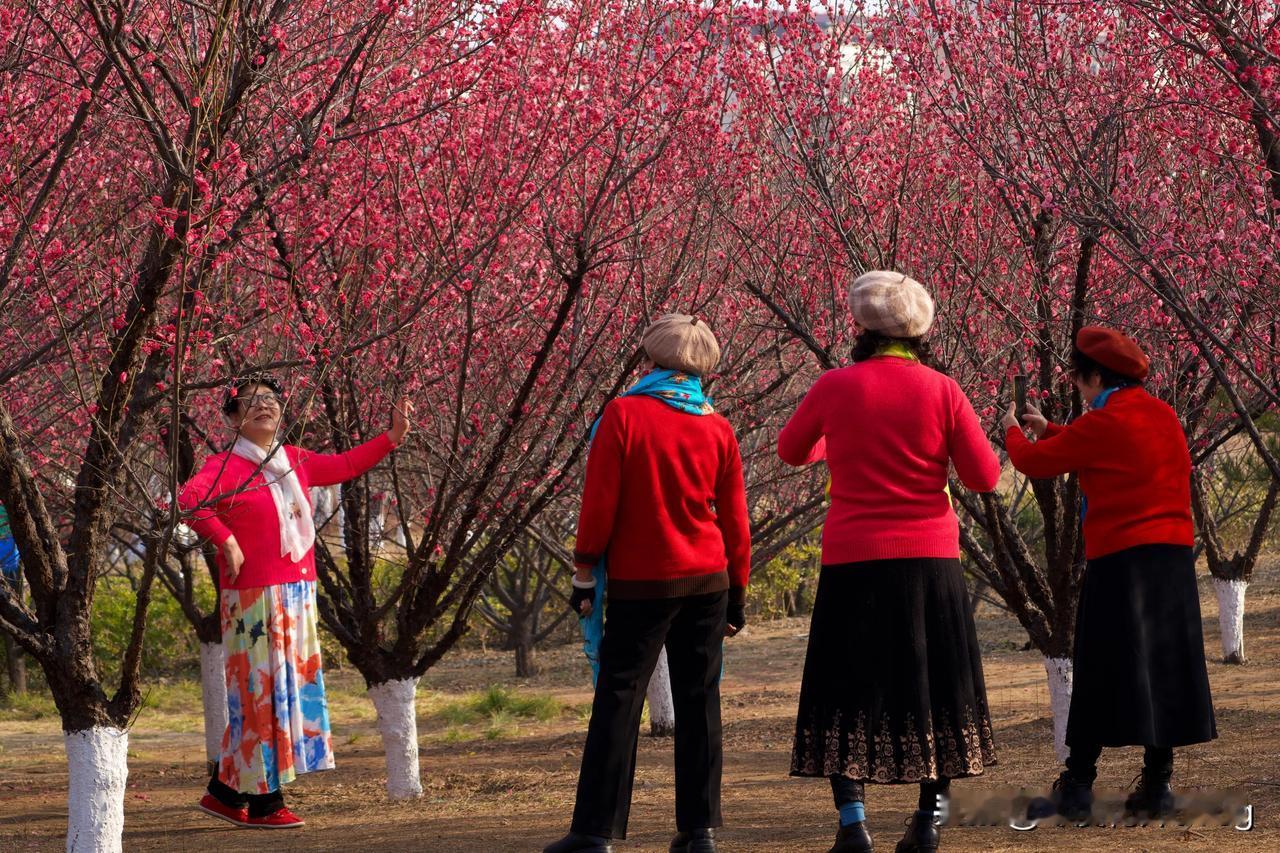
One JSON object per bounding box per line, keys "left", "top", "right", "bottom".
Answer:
{"left": 198, "top": 793, "right": 249, "bottom": 827}
{"left": 247, "top": 806, "right": 305, "bottom": 829}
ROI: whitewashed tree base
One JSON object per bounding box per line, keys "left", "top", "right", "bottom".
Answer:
{"left": 199, "top": 642, "right": 228, "bottom": 768}
{"left": 65, "top": 727, "right": 128, "bottom": 853}
{"left": 1213, "top": 577, "right": 1248, "bottom": 664}
{"left": 369, "top": 678, "right": 423, "bottom": 799}
{"left": 1043, "top": 657, "right": 1073, "bottom": 764}
{"left": 647, "top": 646, "right": 676, "bottom": 737}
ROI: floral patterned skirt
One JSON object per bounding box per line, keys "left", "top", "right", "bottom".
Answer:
{"left": 791, "top": 558, "right": 996, "bottom": 783}
{"left": 217, "top": 580, "right": 335, "bottom": 794}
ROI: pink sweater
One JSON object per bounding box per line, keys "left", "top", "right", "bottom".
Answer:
{"left": 179, "top": 432, "right": 395, "bottom": 589}
{"left": 778, "top": 356, "right": 1000, "bottom": 564}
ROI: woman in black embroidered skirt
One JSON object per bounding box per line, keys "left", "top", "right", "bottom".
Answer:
{"left": 779, "top": 272, "right": 1001, "bottom": 853}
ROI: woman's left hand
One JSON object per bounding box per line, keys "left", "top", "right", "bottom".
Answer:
{"left": 390, "top": 397, "right": 413, "bottom": 446}
{"left": 1000, "top": 403, "right": 1021, "bottom": 433}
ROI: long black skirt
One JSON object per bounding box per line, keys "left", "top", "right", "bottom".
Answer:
{"left": 1066, "top": 543, "right": 1217, "bottom": 748}
{"left": 791, "top": 558, "right": 996, "bottom": 783}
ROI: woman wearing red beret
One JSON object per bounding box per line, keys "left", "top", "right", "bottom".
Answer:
{"left": 1002, "top": 326, "right": 1215, "bottom": 823}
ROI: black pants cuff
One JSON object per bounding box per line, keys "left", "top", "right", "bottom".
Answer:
{"left": 207, "top": 777, "right": 247, "bottom": 808}
{"left": 247, "top": 790, "right": 286, "bottom": 817}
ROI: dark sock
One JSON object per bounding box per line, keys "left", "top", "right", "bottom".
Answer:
{"left": 1143, "top": 746, "right": 1173, "bottom": 783}
{"left": 918, "top": 778, "right": 950, "bottom": 813}
{"left": 247, "top": 790, "right": 285, "bottom": 818}
{"left": 1065, "top": 743, "right": 1102, "bottom": 785}
{"left": 206, "top": 777, "right": 247, "bottom": 808}
{"left": 830, "top": 775, "right": 867, "bottom": 825}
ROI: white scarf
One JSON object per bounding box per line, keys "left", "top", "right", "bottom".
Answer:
{"left": 231, "top": 437, "right": 316, "bottom": 563}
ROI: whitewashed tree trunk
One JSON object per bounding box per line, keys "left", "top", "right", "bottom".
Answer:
{"left": 199, "top": 642, "right": 228, "bottom": 769}
{"left": 65, "top": 727, "right": 128, "bottom": 853}
{"left": 1213, "top": 577, "right": 1248, "bottom": 664}
{"left": 368, "top": 678, "right": 423, "bottom": 799}
{"left": 646, "top": 646, "right": 676, "bottom": 737}
{"left": 1044, "top": 657, "right": 1073, "bottom": 764}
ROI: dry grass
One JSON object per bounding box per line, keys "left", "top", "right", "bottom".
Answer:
{"left": 1, "top": 558, "right": 1278, "bottom": 851}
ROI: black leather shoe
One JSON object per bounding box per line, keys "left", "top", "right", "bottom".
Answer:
{"left": 830, "top": 819, "right": 873, "bottom": 853}
{"left": 669, "top": 827, "right": 716, "bottom": 853}
{"left": 893, "top": 811, "right": 938, "bottom": 853}
{"left": 543, "top": 832, "right": 614, "bottom": 853}
{"left": 1123, "top": 774, "right": 1176, "bottom": 821}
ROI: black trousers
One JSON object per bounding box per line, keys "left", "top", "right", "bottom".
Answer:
{"left": 571, "top": 591, "right": 727, "bottom": 839}
{"left": 1066, "top": 744, "right": 1174, "bottom": 785}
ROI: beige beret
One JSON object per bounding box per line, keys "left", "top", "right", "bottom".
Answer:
{"left": 641, "top": 313, "right": 721, "bottom": 377}
{"left": 847, "top": 270, "right": 935, "bottom": 338}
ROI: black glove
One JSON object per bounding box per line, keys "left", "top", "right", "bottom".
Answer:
{"left": 726, "top": 602, "right": 746, "bottom": 634}
{"left": 570, "top": 584, "right": 595, "bottom": 616}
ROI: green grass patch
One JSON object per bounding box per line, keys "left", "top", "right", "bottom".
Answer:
{"left": 435, "top": 685, "right": 561, "bottom": 726}
{"left": 0, "top": 690, "right": 58, "bottom": 721}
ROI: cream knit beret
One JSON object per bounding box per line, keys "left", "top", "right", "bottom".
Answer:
{"left": 847, "top": 270, "right": 935, "bottom": 338}
{"left": 641, "top": 313, "right": 721, "bottom": 376}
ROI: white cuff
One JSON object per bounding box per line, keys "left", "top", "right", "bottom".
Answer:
{"left": 571, "top": 576, "right": 597, "bottom": 589}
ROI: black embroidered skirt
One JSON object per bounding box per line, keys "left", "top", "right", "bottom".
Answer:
{"left": 1066, "top": 543, "right": 1217, "bottom": 749}
{"left": 791, "top": 558, "right": 996, "bottom": 783}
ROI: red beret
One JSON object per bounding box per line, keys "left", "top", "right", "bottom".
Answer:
{"left": 1076, "top": 326, "right": 1149, "bottom": 380}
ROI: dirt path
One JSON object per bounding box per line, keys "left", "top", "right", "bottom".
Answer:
{"left": 2, "top": 561, "right": 1278, "bottom": 851}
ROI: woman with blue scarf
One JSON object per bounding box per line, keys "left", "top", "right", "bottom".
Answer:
{"left": 544, "top": 314, "right": 751, "bottom": 853}
{"left": 1003, "top": 326, "right": 1215, "bottom": 823}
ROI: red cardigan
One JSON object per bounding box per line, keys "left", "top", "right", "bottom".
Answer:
{"left": 179, "top": 432, "right": 395, "bottom": 589}
{"left": 778, "top": 356, "right": 1000, "bottom": 564}
{"left": 1004, "top": 386, "right": 1194, "bottom": 560}
{"left": 573, "top": 396, "right": 751, "bottom": 603}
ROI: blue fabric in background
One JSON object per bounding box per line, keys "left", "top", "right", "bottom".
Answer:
{"left": 0, "top": 538, "right": 18, "bottom": 585}
{"left": 578, "top": 369, "right": 714, "bottom": 686}
{"left": 0, "top": 504, "right": 18, "bottom": 585}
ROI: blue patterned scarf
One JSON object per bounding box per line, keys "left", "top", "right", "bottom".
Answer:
{"left": 580, "top": 369, "right": 713, "bottom": 684}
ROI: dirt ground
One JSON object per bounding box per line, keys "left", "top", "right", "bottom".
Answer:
{"left": 2, "top": 559, "right": 1278, "bottom": 852}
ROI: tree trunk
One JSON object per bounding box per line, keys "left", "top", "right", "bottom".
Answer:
{"left": 2, "top": 633, "right": 26, "bottom": 695}
{"left": 368, "top": 677, "right": 423, "bottom": 799}
{"left": 1043, "top": 657, "right": 1073, "bottom": 764}
{"left": 514, "top": 638, "right": 537, "bottom": 678}
{"left": 198, "top": 641, "right": 228, "bottom": 772}
{"left": 646, "top": 646, "right": 676, "bottom": 737}
{"left": 65, "top": 727, "right": 129, "bottom": 853}
{"left": 1212, "top": 577, "right": 1248, "bottom": 664}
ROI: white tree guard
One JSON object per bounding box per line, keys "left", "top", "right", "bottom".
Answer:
{"left": 647, "top": 646, "right": 676, "bottom": 736}
{"left": 199, "top": 642, "right": 228, "bottom": 765}
{"left": 1213, "top": 577, "right": 1248, "bottom": 663}
{"left": 369, "top": 677, "right": 424, "bottom": 799}
{"left": 65, "top": 727, "right": 128, "bottom": 853}
{"left": 1043, "top": 657, "right": 1073, "bottom": 764}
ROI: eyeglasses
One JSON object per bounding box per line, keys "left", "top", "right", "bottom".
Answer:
{"left": 239, "top": 393, "right": 282, "bottom": 410}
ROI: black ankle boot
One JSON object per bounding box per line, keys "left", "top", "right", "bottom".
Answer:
{"left": 669, "top": 827, "right": 715, "bottom": 853}
{"left": 830, "top": 819, "right": 873, "bottom": 853}
{"left": 1032, "top": 770, "right": 1094, "bottom": 823}
{"left": 543, "top": 832, "right": 614, "bottom": 853}
{"left": 1124, "top": 774, "right": 1176, "bottom": 821}
{"left": 893, "top": 811, "right": 938, "bottom": 853}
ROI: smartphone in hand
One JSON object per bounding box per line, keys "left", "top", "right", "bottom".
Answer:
{"left": 1013, "top": 374, "right": 1028, "bottom": 417}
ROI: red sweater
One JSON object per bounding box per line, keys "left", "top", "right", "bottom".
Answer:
{"left": 778, "top": 356, "right": 1000, "bottom": 564}
{"left": 1004, "top": 386, "right": 1194, "bottom": 559}
{"left": 573, "top": 396, "right": 751, "bottom": 602}
{"left": 179, "top": 432, "right": 395, "bottom": 589}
